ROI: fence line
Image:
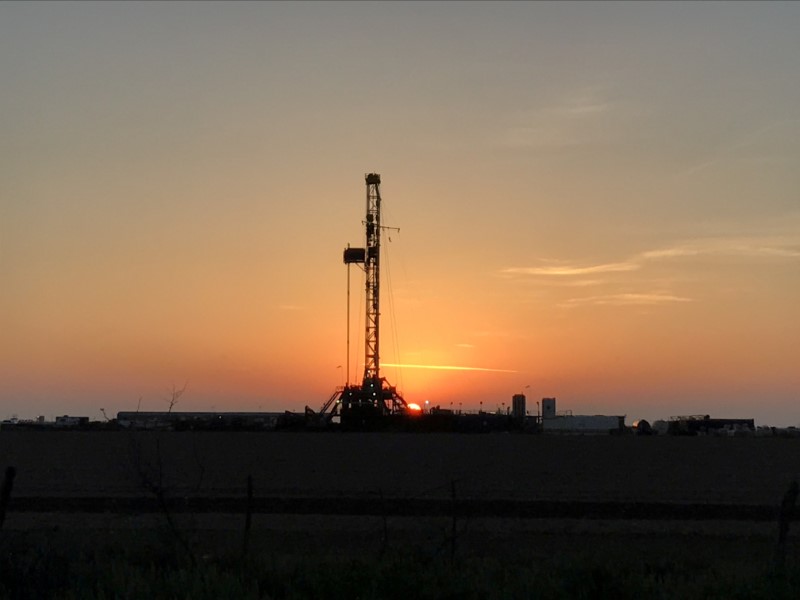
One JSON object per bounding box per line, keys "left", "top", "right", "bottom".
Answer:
{"left": 6, "top": 495, "right": 793, "bottom": 521}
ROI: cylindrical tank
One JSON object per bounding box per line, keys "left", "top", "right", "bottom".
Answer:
{"left": 541, "top": 398, "right": 556, "bottom": 419}
{"left": 343, "top": 247, "right": 366, "bottom": 263}
{"left": 512, "top": 394, "right": 526, "bottom": 420}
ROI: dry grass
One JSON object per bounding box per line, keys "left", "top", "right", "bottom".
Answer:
{"left": 3, "top": 433, "right": 800, "bottom": 598}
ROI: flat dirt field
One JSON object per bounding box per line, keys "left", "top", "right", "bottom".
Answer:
{"left": 4, "top": 431, "right": 800, "bottom": 568}
{"left": 1, "top": 431, "right": 798, "bottom": 504}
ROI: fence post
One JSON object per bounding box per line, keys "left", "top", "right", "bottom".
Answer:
{"left": 379, "top": 488, "right": 389, "bottom": 559}
{"left": 242, "top": 474, "right": 253, "bottom": 559}
{"left": 450, "top": 480, "right": 457, "bottom": 562}
{"left": 776, "top": 480, "right": 799, "bottom": 570}
{"left": 0, "top": 467, "right": 16, "bottom": 530}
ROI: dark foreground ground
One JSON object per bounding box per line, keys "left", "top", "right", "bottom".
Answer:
{"left": 1, "top": 431, "right": 798, "bottom": 503}
{"left": 2, "top": 432, "right": 799, "bottom": 598}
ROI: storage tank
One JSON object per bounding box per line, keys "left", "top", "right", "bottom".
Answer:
{"left": 541, "top": 398, "right": 556, "bottom": 419}
{"left": 511, "top": 394, "right": 526, "bottom": 420}
{"left": 343, "top": 247, "right": 366, "bottom": 264}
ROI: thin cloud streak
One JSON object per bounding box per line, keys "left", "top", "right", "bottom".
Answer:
{"left": 560, "top": 293, "right": 693, "bottom": 307}
{"left": 500, "top": 234, "right": 798, "bottom": 310}
{"left": 383, "top": 363, "right": 517, "bottom": 374}
{"left": 642, "top": 238, "right": 800, "bottom": 260}
{"left": 498, "top": 87, "right": 613, "bottom": 149}
{"left": 503, "top": 235, "right": 800, "bottom": 280}
{"left": 502, "top": 262, "right": 639, "bottom": 276}
{"left": 562, "top": 279, "right": 605, "bottom": 287}
{"left": 679, "top": 119, "right": 800, "bottom": 178}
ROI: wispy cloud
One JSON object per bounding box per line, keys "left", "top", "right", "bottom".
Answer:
{"left": 563, "top": 279, "right": 605, "bottom": 287}
{"left": 504, "top": 235, "right": 800, "bottom": 281}
{"left": 498, "top": 87, "right": 613, "bottom": 149}
{"left": 277, "top": 304, "right": 304, "bottom": 311}
{"left": 502, "top": 261, "right": 639, "bottom": 276}
{"left": 559, "top": 93, "right": 610, "bottom": 117}
{"left": 642, "top": 238, "right": 800, "bottom": 260}
{"left": 679, "top": 119, "right": 800, "bottom": 177}
{"left": 383, "top": 363, "right": 517, "bottom": 374}
{"left": 503, "top": 233, "right": 798, "bottom": 309}
{"left": 560, "top": 293, "right": 693, "bottom": 308}
{"left": 455, "top": 343, "right": 475, "bottom": 348}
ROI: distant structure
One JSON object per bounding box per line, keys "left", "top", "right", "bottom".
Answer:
{"left": 55, "top": 415, "right": 89, "bottom": 428}
{"left": 116, "top": 411, "right": 288, "bottom": 431}
{"left": 542, "top": 397, "right": 557, "bottom": 419}
{"left": 540, "top": 398, "right": 625, "bottom": 435}
{"left": 667, "top": 415, "right": 755, "bottom": 436}
{"left": 0, "top": 415, "right": 93, "bottom": 431}
{"left": 511, "top": 393, "right": 526, "bottom": 421}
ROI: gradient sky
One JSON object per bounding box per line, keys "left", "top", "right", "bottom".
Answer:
{"left": 2, "top": 2, "right": 798, "bottom": 425}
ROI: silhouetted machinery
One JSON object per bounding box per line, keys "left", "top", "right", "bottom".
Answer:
{"left": 310, "top": 174, "right": 409, "bottom": 428}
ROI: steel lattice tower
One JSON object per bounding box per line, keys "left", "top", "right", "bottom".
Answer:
{"left": 363, "top": 173, "right": 382, "bottom": 388}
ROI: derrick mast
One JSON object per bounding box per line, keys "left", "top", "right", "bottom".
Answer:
{"left": 363, "top": 173, "right": 381, "bottom": 389}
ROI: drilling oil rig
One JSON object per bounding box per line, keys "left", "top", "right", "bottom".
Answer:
{"left": 309, "top": 173, "right": 411, "bottom": 429}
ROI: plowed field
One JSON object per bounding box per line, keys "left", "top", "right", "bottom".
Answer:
{"left": 1, "top": 431, "right": 797, "bottom": 505}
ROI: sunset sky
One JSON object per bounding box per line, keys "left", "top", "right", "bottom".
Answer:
{"left": 2, "top": 2, "right": 798, "bottom": 425}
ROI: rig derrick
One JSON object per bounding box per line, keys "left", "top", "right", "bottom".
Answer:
{"left": 311, "top": 173, "right": 408, "bottom": 429}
